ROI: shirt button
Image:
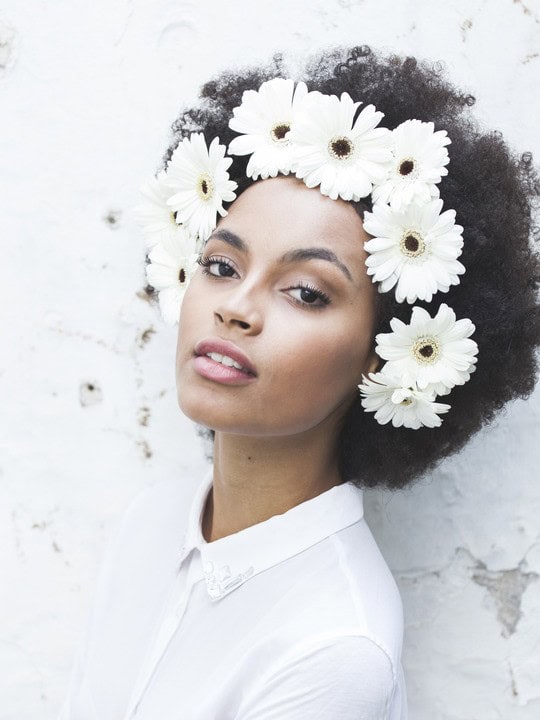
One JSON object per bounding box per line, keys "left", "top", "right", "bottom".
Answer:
{"left": 203, "top": 561, "right": 214, "bottom": 574}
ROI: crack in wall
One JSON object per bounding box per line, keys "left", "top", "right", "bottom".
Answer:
{"left": 471, "top": 558, "right": 538, "bottom": 637}
{"left": 395, "top": 545, "right": 539, "bottom": 637}
{"left": 137, "top": 326, "right": 156, "bottom": 348}
{"left": 513, "top": 0, "right": 540, "bottom": 23}
{"left": 507, "top": 658, "right": 519, "bottom": 697}
{"left": 0, "top": 20, "right": 16, "bottom": 76}
{"left": 460, "top": 18, "right": 473, "bottom": 43}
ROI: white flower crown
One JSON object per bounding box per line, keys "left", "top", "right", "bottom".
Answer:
{"left": 134, "top": 77, "right": 479, "bottom": 430}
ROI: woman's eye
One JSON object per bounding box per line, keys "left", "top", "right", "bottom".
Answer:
{"left": 287, "top": 284, "right": 331, "bottom": 309}
{"left": 197, "top": 254, "right": 331, "bottom": 309}
{"left": 197, "top": 254, "right": 236, "bottom": 277}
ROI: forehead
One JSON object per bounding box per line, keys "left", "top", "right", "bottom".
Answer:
{"left": 215, "top": 175, "right": 371, "bottom": 275}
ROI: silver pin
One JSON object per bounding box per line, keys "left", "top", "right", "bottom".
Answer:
{"left": 206, "top": 565, "right": 255, "bottom": 601}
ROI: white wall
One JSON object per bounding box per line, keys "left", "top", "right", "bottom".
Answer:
{"left": 2, "top": 1, "right": 539, "bottom": 718}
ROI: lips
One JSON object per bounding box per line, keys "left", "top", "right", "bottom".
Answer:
{"left": 194, "top": 338, "right": 257, "bottom": 376}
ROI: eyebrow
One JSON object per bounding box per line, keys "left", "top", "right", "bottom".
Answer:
{"left": 206, "top": 229, "right": 353, "bottom": 282}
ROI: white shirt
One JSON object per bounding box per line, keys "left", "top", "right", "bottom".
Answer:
{"left": 58, "top": 466, "right": 407, "bottom": 720}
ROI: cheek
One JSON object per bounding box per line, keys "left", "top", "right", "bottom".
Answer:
{"left": 175, "top": 282, "right": 203, "bottom": 387}
{"left": 289, "top": 328, "right": 366, "bottom": 382}
{"left": 261, "top": 312, "right": 372, "bottom": 414}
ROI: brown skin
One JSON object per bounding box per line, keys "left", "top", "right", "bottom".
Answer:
{"left": 176, "top": 175, "right": 380, "bottom": 542}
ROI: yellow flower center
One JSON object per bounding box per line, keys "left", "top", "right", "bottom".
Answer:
{"left": 328, "top": 135, "right": 355, "bottom": 160}
{"left": 412, "top": 336, "right": 441, "bottom": 364}
{"left": 197, "top": 172, "right": 214, "bottom": 201}
{"left": 271, "top": 121, "right": 291, "bottom": 143}
{"left": 400, "top": 230, "right": 426, "bottom": 258}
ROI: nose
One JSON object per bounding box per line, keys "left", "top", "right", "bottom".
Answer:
{"left": 214, "top": 285, "right": 263, "bottom": 334}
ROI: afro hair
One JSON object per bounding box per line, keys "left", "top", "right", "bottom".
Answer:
{"left": 151, "top": 44, "right": 540, "bottom": 491}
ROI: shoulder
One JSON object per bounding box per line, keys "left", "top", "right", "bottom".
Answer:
{"left": 261, "top": 514, "right": 404, "bottom": 682}
{"left": 287, "top": 518, "right": 403, "bottom": 676}
{"left": 330, "top": 519, "right": 405, "bottom": 657}
{"left": 236, "top": 634, "right": 395, "bottom": 720}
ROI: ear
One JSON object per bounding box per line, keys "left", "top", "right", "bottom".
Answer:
{"left": 364, "top": 349, "right": 381, "bottom": 377}
{"left": 354, "top": 350, "right": 380, "bottom": 393}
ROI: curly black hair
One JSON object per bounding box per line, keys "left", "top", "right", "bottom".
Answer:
{"left": 152, "top": 44, "right": 540, "bottom": 491}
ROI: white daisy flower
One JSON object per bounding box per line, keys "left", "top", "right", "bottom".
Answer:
{"left": 358, "top": 370, "right": 451, "bottom": 429}
{"left": 145, "top": 229, "right": 199, "bottom": 326}
{"left": 164, "top": 133, "right": 238, "bottom": 242}
{"left": 371, "top": 119, "right": 451, "bottom": 211}
{"left": 227, "top": 77, "right": 309, "bottom": 180}
{"left": 132, "top": 170, "right": 185, "bottom": 250}
{"left": 375, "top": 303, "right": 478, "bottom": 395}
{"left": 363, "top": 197, "right": 466, "bottom": 303}
{"left": 287, "top": 90, "right": 393, "bottom": 201}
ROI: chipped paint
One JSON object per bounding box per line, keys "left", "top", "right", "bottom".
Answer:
{"left": 137, "top": 326, "right": 156, "bottom": 348}
{"left": 137, "top": 405, "right": 151, "bottom": 426}
{"left": 136, "top": 439, "right": 153, "bottom": 459}
{"left": 460, "top": 18, "right": 473, "bottom": 42}
{"left": 136, "top": 286, "right": 156, "bottom": 303}
{"left": 472, "top": 560, "right": 539, "bottom": 637}
{"left": 0, "top": 20, "right": 16, "bottom": 76}
{"left": 103, "top": 210, "right": 122, "bottom": 228}
{"left": 79, "top": 380, "right": 103, "bottom": 406}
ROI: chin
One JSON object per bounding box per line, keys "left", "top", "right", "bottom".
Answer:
{"left": 176, "top": 385, "right": 236, "bottom": 430}
{"left": 176, "top": 363, "right": 253, "bottom": 424}
{"left": 180, "top": 406, "right": 326, "bottom": 439}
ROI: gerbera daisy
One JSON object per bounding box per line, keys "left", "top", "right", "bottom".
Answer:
{"left": 363, "top": 197, "right": 466, "bottom": 303}
{"left": 287, "top": 90, "right": 393, "bottom": 201}
{"left": 164, "top": 133, "right": 238, "bottom": 242}
{"left": 145, "top": 229, "right": 199, "bottom": 326}
{"left": 132, "top": 171, "right": 184, "bottom": 249}
{"left": 375, "top": 303, "right": 478, "bottom": 395}
{"left": 227, "top": 77, "right": 309, "bottom": 180}
{"left": 358, "top": 370, "right": 451, "bottom": 429}
{"left": 371, "top": 119, "right": 451, "bottom": 210}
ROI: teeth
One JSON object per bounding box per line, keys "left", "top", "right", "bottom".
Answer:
{"left": 206, "top": 352, "right": 248, "bottom": 372}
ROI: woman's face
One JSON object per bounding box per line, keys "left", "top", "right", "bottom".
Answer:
{"left": 176, "top": 175, "right": 380, "bottom": 437}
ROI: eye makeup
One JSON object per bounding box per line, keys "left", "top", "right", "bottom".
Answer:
{"left": 196, "top": 254, "right": 332, "bottom": 309}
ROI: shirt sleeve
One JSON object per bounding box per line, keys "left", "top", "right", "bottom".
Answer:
{"left": 235, "top": 635, "right": 396, "bottom": 720}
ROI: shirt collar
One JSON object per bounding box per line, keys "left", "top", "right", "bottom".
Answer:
{"left": 179, "top": 466, "right": 364, "bottom": 602}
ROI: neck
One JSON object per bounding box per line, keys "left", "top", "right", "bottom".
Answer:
{"left": 202, "top": 412, "right": 347, "bottom": 543}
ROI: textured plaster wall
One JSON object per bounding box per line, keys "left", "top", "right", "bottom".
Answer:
{"left": 2, "top": 1, "right": 539, "bottom": 718}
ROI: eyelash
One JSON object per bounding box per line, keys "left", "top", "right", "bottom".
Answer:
{"left": 196, "top": 254, "right": 332, "bottom": 309}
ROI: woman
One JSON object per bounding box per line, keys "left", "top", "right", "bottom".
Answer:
{"left": 58, "top": 45, "right": 540, "bottom": 719}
